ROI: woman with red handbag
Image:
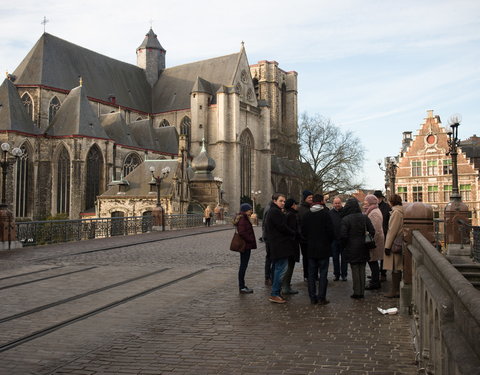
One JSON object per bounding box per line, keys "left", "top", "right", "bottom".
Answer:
{"left": 234, "top": 203, "right": 257, "bottom": 294}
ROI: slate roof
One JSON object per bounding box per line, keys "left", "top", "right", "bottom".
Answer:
{"left": 100, "top": 112, "right": 139, "bottom": 148}
{"left": 13, "top": 33, "right": 152, "bottom": 112}
{"left": 0, "top": 78, "right": 40, "bottom": 134}
{"left": 102, "top": 159, "right": 178, "bottom": 197}
{"left": 45, "top": 85, "right": 110, "bottom": 139}
{"left": 152, "top": 53, "right": 241, "bottom": 112}
{"left": 137, "top": 28, "right": 165, "bottom": 52}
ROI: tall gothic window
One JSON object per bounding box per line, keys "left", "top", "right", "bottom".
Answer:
{"left": 57, "top": 146, "right": 71, "bottom": 214}
{"left": 281, "top": 83, "right": 287, "bottom": 131}
{"left": 240, "top": 130, "right": 253, "bottom": 198}
{"left": 15, "top": 144, "right": 31, "bottom": 218}
{"left": 122, "top": 153, "right": 141, "bottom": 177}
{"left": 48, "top": 96, "right": 61, "bottom": 124}
{"left": 180, "top": 116, "right": 191, "bottom": 153}
{"left": 21, "top": 93, "right": 34, "bottom": 121}
{"left": 85, "top": 145, "right": 103, "bottom": 211}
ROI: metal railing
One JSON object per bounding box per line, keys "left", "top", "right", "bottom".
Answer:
{"left": 458, "top": 219, "right": 480, "bottom": 263}
{"left": 16, "top": 214, "right": 217, "bottom": 247}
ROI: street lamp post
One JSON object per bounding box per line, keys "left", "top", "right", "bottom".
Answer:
{"left": 444, "top": 114, "right": 470, "bottom": 246}
{"left": 0, "top": 142, "right": 23, "bottom": 250}
{"left": 149, "top": 166, "right": 171, "bottom": 231}
{"left": 250, "top": 190, "right": 261, "bottom": 226}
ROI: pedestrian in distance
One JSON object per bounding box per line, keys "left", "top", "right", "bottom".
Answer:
{"left": 204, "top": 205, "right": 213, "bottom": 227}
{"left": 374, "top": 190, "right": 390, "bottom": 281}
{"left": 340, "top": 198, "right": 375, "bottom": 299}
{"left": 282, "top": 198, "right": 301, "bottom": 295}
{"left": 363, "top": 194, "right": 385, "bottom": 290}
{"left": 233, "top": 203, "right": 257, "bottom": 294}
{"left": 329, "top": 197, "right": 348, "bottom": 281}
{"left": 265, "top": 193, "right": 296, "bottom": 304}
{"left": 383, "top": 194, "right": 404, "bottom": 298}
{"left": 297, "top": 190, "right": 314, "bottom": 281}
{"left": 302, "top": 194, "right": 334, "bottom": 305}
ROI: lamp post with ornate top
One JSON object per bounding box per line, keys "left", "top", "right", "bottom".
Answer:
{"left": 149, "top": 165, "right": 170, "bottom": 231}
{"left": 444, "top": 114, "right": 470, "bottom": 247}
{"left": 0, "top": 142, "right": 23, "bottom": 249}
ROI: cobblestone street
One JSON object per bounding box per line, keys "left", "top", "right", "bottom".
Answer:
{"left": 0, "top": 226, "right": 417, "bottom": 374}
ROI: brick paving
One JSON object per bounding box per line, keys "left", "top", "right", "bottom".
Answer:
{"left": 0, "top": 226, "right": 417, "bottom": 374}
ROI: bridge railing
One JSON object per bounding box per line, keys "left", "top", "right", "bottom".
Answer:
{"left": 457, "top": 219, "right": 480, "bottom": 263}
{"left": 16, "top": 214, "right": 216, "bottom": 247}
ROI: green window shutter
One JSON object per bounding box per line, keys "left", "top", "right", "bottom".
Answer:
{"left": 428, "top": 186, "right": 438, "bottom": 192}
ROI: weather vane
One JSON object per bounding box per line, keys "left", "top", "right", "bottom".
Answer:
{"left": 41, "top": 16, "right": 49, "bottom": 33}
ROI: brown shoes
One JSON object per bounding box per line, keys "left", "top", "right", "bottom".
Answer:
{"left": 269, "top": 296, "right": 287, "bottom": 304}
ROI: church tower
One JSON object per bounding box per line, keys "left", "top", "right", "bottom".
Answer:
{"left": 136, "top": 28, "right": 166, "bottom": 87}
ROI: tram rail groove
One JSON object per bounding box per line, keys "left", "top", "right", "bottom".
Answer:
{"left": 0, "top": 268, "right": 170, "bottom": 324}
{"left": 31, "top": 226, "right": 234, "bottom": 262}
{"left": 0, "top": 266, "right": 64, "bottom": 282}
{"left": 0, "top": 268, "right": 207, "bottom": 353}
{"left": 0, "top": 266, "right": 97, "bottom": 291}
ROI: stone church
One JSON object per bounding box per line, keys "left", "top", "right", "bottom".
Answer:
{"left": 0, "top": 29, "right": 300, "bottom": 220}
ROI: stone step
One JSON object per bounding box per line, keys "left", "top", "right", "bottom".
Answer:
{"left": 453, "top": 264, "right": 480, "bottom": 273}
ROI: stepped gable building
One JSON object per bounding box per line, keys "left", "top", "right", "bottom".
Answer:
{"left": 395, "top": 110, "right": 480, "bottom": 224}
{"left": 0, "top": 29, "right": 301, "bottom": 220}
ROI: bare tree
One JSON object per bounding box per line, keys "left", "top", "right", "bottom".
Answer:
{"left": 298, "top": 112, "right": 365, "bottom": 195}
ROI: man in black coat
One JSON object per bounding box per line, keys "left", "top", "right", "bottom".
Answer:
{"left": 329, "top": 197, "right": 348, "bottom": 281}
{"left": 297, "top": 190, "right": 313, "bottom": 281}
{"left": 301, "top": 194, "right": 334, "bottom": 305}
{"left": 374, "top": 190, "right": 390, "bottom": 281}
{"left": 265, "top": 193, "right": 296, "bottom": 304}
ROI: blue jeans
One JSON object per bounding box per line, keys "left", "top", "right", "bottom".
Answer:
{"left": 331, "top": 240, "right": 348, "bottom": 279}
{"left": 238, "top": 249, "right": 251, "bottom": 289}
{"left": 308, "top": 257, "right": 329, "bottom": 301}
{"left": 271, "top": 257, "right": 288, "bottom": 297}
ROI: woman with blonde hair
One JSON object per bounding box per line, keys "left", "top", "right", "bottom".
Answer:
{"left": 383, "top": 194, "right": 404, "bottom": 298}
{"left": 363, "top": 194, "right": 385, "bottom": 290}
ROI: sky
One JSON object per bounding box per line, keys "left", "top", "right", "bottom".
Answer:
{"left": 1, "top": 0, "right": 479, "bottom": 190}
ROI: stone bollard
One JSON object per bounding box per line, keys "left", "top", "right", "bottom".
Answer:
{"left": 402, "top": 202, "right": 434, "bottom": 315}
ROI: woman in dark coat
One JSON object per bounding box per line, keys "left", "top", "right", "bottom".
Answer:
{"left": 234, "top": 203, "right": 257, "bottom": 294}
{"left": 340, "top": 198, "right": 375, "bottom": 299}
{"left": 282, "top": 198, "right": 301, "bottom": 295}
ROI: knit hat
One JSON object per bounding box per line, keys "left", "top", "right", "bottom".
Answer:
{"left": 240, "top": 203, "right": 252, "bottom": 212}
{"left": 373, "top": 190, "right": 384, "bottom": 198}
{"left": 365, "top": 194, "right": 379, "bottom": 205}
{"left": 302, "top": 190, "right": 314, "bottom": 201}
{"left": 285, "top": 198, "right": 298, "bottom": 210}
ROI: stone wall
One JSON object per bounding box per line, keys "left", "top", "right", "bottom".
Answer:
{"left": 409, "top": 231, "right": 480, "bottom": 374}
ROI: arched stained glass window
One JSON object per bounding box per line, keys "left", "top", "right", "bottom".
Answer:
{"left": 85, "top": 145, "right": 103, "bottom": 211}
{"left": 16, "top": 144, "right": 32, "bottom": 218}
{"left": 122, "top": 153, "right": 141, "bottom": 177}
{"left": 57, "top": 146, "right": 71, "bottom": 214}
{"left": 240, "top": 130, "right": 253, "bottom": 198}
{"left": 21, "top": 93, "right": 34, "bottom": 121}
{"left": 49, "top": 96, "right": 61, "bottom": 124}
{"left": 180, "top": 116, "right": 191, "bottom": 153}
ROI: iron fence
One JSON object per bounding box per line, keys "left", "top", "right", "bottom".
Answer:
{"left": 16, "top": 213, "right": 216, "bottom": 247}
{"left": 458, "top": 219, "right": 480, "bottom": 263}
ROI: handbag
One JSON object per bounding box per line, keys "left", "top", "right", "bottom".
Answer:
{"left": 230, "top": 227, "right": 246, "bottom": 253}
{"left": 392, "top": 233, "right": 403, "bottom": 254}
{"left": 365, "top": 220, "right": 376, "bottom": 250}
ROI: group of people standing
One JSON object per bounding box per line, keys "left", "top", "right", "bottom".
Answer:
{"left": 233, "top": 189, "right": 405, "bottom": 304}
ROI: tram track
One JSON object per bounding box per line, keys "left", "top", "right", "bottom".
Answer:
{"left": 31, "top": 226, "right": 234, "bottom": 262}
{"left": 0, "top": 267, "right": 170, "bottom": 324}
{"left": 0, "top": 266, "right": 97, "bottom": 291}
{"left": 0, "top": 265, "right": 64, "bottom": 281}
{"left": 0, "top": 268, "right": 207, "bottom": 353}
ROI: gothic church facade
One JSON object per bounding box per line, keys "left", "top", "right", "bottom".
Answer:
{"left": 0, "top": 29, "right": 300, "bottom": 220}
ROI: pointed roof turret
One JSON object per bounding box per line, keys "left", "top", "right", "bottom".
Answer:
{"left": 45, "top": 84, "right": 110, "bottom": 139}
{"left": 192, "top": 76, "right": 213, "bottom": 95}
{"left": 137, "top": 28, "right": 165, "bottom": 52}
{"left": 191, "top": 138, "right": 216, "bottom": 181}
{"left": 0, "top": 78, "right": 40, "bottom": 134}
